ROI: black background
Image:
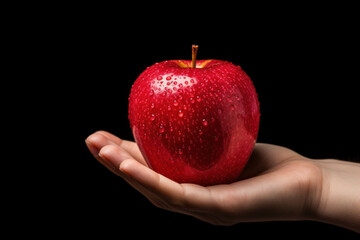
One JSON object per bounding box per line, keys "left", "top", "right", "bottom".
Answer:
{"left": 22, "top": 4, "right": 359, "bottom": 238}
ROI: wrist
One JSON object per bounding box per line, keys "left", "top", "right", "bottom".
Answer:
{"left": 311, "top": 159, "right": 360, "bottom": 232}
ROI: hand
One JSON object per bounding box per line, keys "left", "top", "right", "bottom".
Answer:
{"left": 85, "top": 131, "right": 360, "bottom": 232}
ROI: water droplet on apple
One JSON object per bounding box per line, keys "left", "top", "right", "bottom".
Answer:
{"left": 157, "top": 76, "right": 163, "bottom": 80}
{"left": 167, "top": 105, "right": 171, "bottom": 111}
{"left": 166, "top": 76, "right": 172, "bottom": 80}
{"left": 196, "top": 96, "right": 201, "bottom": 102}
{"left": 185, "top": 81, "right": 189, "bottom": 85}
{"left": 190, "top": 97, "right": 195, "bottom": 104}
{"left": 166, "top": 82, "right": 171, "bottom": 86}
{"left": 159, "top": 125, "right": 165, "bottom": 133}
{"left": 173, "top": 100, "right": 179, "bottom": 107}
{"left": 149, "top": 90, "right": 154, "bottom": 96}
{"left": 190, "top": 79, "right": 195, "bottom": 83}
{"left": 178, "top": 149, "right": 183, "bottom": 155}
{"left": 151, "top": 103, "right": 155, "bottom": 108}
{"left": 199, "top": 129, "right": 203, "bottom": 135}
{"left": 178, "top": 83, "right": 183, "bottom": 88}
{"left": 173, "top": 81, "right": 177, "bottom": 85}
{"left": 178, "top": 110, "right": 183, "bottom": 118}
{"left": 150, "top": 114, "right": 155, "bottom": 121}
{"left": 202, "top": 119, "right": 208, "bottom": 126}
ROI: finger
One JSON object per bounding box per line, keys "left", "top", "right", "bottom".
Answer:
{"left": 119, "top": 159, "right": 215, "bottom": 211}
{"left": 85, "top": 140, "right": 122, "bottom": 177}
{"left": 96, "top": 131, "right": 147, "bottom": 166}
{"left": 86, "top": 133, "right": 132, "bottom": 175}
{"left": 95, "top": 130, "right": 123, "bottom": 145}
{"left": 98, "top": 145, "right": 160, "bottom": 199}
{"left": 85, "top": 131, "right": 117, "bottom": 155}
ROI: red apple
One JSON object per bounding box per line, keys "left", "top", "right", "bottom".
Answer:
{"left": 128, "top": 46, "right": 260, "bottom": 186}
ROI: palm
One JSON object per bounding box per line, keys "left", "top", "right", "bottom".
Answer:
{"left": 86, "top": 131, "right": 322, "bottom": 225}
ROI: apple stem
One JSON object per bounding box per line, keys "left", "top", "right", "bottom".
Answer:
{"left": 191, "top": 45, "right": 198, "bottom": 68}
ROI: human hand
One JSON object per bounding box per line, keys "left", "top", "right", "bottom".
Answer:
{"left": 85, "top": 131, "right": 360, "bottom": 232}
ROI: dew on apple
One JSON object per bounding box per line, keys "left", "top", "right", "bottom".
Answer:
{"left": 159, "top": 125, "right": 165, "bottom": 133}
{"left": 173, "top": 100, "right": 179, "bottom": 107}
{"left": 202, "top": 119, "right": 208, "bottom": 126}
{"left": 150, "top": 114, "right": 155, "bottom": 121}
{"left": 166, "top": 76, "right": 172, "bottom": 80}
{"left": 157, "top": 76, "right": 163, "bottom": 80}
{"left": 178, "top": 111, "right": 183, "bottom": 117}
{"left": 167, "top": 105, "right": 171, "bottom": 111}
{"left": 151, "top": 103, "right": 155, "bottom": 108}
{"left": 196, "top": 96, "right": 201, "bottom": 102}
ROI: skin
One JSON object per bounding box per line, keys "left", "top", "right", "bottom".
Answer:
{"left": 85, "top": 131, "right": 360, "bottom": 233}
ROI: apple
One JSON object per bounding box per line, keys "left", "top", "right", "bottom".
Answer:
{"left": 128, "top": 45, "right": 260, "bottom": 186}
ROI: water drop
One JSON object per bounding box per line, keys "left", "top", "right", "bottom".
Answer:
{"left": 196, "top": 96, "right": 201, "bottom": 102}
{"left": 151, "top": 103, "right": 155, "bottom": 108}
{"left": 166, "top": 82, "right": 171, "bottom": 86}
{"left": 173, "top": 81, "right": 177, "bottom": 85}
{"left": 159, "top": 125, "right": 165, "bottom": 133}
{"left": 149, "top": 90, "right": 154, "bottom": 96}
{"left": 202, "top": 119, "right": 208, "bottom": 126}
{"left": 190, "top": 97, "right": 195, "bottom": 104}
{"left": 179, "top": 149, "right": 183, "bottom": 155}
{"left": 167, "top": 105, "right": 171, "bottom": 111}
{"left": 166, "top": 76, "right": 172, "bottom": 80}
{"left": 178, "top": 83, "right": 183, "bottom": 88}
{"left": 190, "top": 79, "right": 195, "bottom": 83}
{"left": 173, "top": 100, "right": 179, "bottom": 107}
{"left": 157, "top": 76, "right": 163, "bottom": 80}
{"left": 178, "top": 110, "right": 184, "bottom": 118}
{"left": 185, "top": 81, "right": 189, "bottom": 85}
{"left": 150, "top": 114, "right": 155, "bottom": 121}
{"left": 199, "top": 129, "right": 203, "bottom": 135}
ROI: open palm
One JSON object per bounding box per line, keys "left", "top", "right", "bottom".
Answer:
{"left": 86, "top": 131, "right": 323, "bottom": 225}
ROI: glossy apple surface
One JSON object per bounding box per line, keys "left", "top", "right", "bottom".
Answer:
{"left": 128, "top": 59, "right": 260, "bottom": 186}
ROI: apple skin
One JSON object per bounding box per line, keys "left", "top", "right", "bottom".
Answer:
{"left": 128, "top": 60, "right": 260, "bottom": 186}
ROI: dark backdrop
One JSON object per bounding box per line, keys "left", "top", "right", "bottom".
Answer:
{"left": 39, "top": 7, "right": 359, "bottom": 238}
